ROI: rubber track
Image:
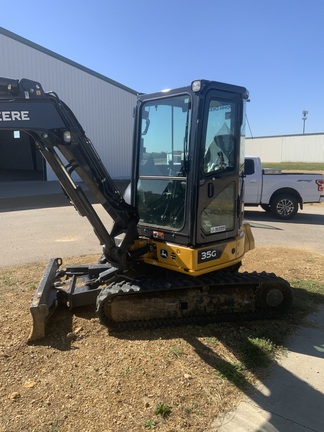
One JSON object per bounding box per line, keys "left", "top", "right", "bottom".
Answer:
{"left": 96, "top": 271, "right": 292, "bottom": 330}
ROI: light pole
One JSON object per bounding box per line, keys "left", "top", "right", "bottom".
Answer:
{"left": 302, "top": 110, "right": 308, "bottom": 134}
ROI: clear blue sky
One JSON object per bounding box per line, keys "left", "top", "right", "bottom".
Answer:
{"left": 1, "top": 0, "right": 323, "bottom": 138}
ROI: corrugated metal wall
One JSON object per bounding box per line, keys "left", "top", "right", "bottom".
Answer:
{"left": 246, "top": 134, "right": 324, "bottom": 163}
{"left": 0, "top": 28, "right": 137, "bottom": 180}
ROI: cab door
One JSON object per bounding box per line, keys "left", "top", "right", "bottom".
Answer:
{"left": 195, "top": 92, "right": 243, "bottom": 245}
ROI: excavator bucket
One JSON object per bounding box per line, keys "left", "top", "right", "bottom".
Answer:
{"left": 28, "top": 258, "right": 61, "bottom": 342}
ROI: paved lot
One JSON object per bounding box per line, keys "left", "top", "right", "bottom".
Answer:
{"left": 0, "top": 181, "right": 323, "bottom": 267}
{"left": 244, "top": 204, "right": 324, "bottom": 254}
{"left": 0, "top": 181, "right": 125, "bottom": 268}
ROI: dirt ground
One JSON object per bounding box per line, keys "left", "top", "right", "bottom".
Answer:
{"left": 0, "top": 246, "right": 323, "bottom": 432}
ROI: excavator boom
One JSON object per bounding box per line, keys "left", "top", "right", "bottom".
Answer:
{"left": 0, "top": 78, "right": 140, "bottom": 265}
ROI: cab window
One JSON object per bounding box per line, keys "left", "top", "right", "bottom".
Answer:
{"left": 204, "top": 101, "right": 236, "bottom": 173}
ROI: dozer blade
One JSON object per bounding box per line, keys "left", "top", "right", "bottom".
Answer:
{"left": 28, "top": 258, "right": 61, "bottom": 342}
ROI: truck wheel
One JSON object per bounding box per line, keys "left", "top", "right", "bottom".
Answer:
{"left": 270, "top": 194, "right": 298, "bottom": 219}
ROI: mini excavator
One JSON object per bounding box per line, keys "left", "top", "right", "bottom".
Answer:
{"left": 0, "top": 78, "right": 292, "bottom": 341}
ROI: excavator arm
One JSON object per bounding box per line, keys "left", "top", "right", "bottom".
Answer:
{"left": 0, "top": 78, "right": 141, "bottom": 268}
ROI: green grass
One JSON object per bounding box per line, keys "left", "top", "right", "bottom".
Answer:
{"left": 215, "top": 361, "right": 247, "bottom": 387}
{"left": 0, "top": 273, "right": 18, "bottom": 287}
{"left": 261, "top": 162, "right": 324, "bottom": 171}
{"left": 290, "top": 280, "right": 324, "bottom": 318}
{"left": 293, "top": 280, "right": 324, "bottom": 297}
{"left": 154, "top": 402, "right": 172, "bottom": 419}
{"left": 239, "top": 337, "right": 281, "bottom": 368}
{"left": 144, "top": 419, "right": 157, "bottom": 429}
{"left": 168, "top": 345, "right": 183, "bottom": 358}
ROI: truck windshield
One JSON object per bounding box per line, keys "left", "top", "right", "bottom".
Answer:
{"left": 137, "top": 94, "right": 191, "bottom": 229}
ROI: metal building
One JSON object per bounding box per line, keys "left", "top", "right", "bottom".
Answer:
{"left": 0, "top": 27, "right": 137, "bottom": 181}
{"left": 246, "top": 133, "right": 324, "bottom": 163}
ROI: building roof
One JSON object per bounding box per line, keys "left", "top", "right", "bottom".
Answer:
{"left": 0, "top": 26, "right": 137, "bottom": 95}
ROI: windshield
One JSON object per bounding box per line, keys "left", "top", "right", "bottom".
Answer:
{"left": 139, "top": 95, "right": 190, "bottom": 176}
{"left": 137, "top": 94, "right": 191, "bottom": 229}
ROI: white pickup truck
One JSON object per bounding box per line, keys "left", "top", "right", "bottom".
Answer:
{"left": 244, "top": 156, "right": 324, "bottom": 219}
